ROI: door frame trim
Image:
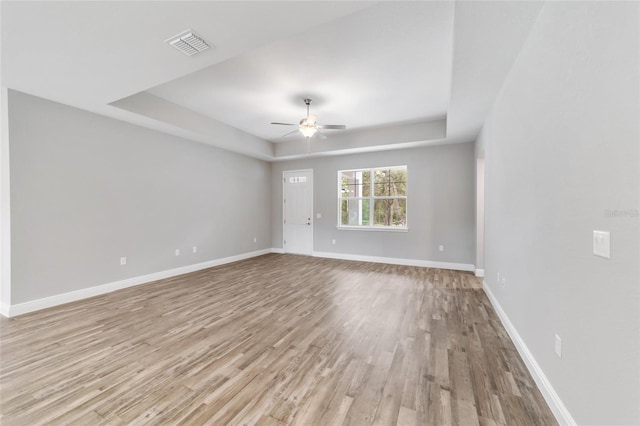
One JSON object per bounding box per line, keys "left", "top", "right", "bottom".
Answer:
{"left": 282, "top": 169, "right": 313, "bottom": 255}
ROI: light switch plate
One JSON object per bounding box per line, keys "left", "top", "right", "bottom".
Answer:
{"left": 593, "top": 230, "right": 610, "bottom": 259}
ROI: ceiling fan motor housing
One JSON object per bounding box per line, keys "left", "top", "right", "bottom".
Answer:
{"left": 270, "top": 97, "right": 344, "bottom": 141}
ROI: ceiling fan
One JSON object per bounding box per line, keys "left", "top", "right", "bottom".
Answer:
{"left": 271, "top": 98, "right": 346, "bottom": 141}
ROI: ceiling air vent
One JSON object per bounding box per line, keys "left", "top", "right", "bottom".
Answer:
{"left": 166, "top": 30, "right": 211, "bottom": 56}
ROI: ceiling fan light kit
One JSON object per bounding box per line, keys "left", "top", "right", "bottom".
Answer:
{"left": 299, "top": 118, "right": 318, "bottom": 138}
{"left": 271, "top": 98, "right": 346, "bottom": 144}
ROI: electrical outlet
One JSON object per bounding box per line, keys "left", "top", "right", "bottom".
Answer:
{"left": 316, "top": 213, "right": 322, "bottom": 219}
{"left": 120, "top": 257, "right": 127, "bottom": 266}
{"left": 332, "top": 239, "right": 336, "bottom": 245}
{"left": 438, "top": 245, "right": 444, "bottom": 252}
{"left": 192, "top": 246, "right": 197, "bottom": 253}
{"left": 555, "top": 334, "right": 562, "bottom": 358}
{"left": 253, "top": 237, "right": 257, "bottom": 243}
{"left": 175, "top": 249, "right": 180, "bottom": 256}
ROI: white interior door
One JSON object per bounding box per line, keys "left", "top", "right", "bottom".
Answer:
{"left": 283, "top": 170, "right": 313, "bottom": 255}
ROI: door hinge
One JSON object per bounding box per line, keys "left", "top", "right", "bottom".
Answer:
{"left": 284, "top": 219, "right": 286, "bottom": 224}
{"left": 284, "top": 239, "right": 286, "bottom": 244}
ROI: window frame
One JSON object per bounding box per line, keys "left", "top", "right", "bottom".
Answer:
{"left": 337, "top": 165, "right": 408, "bottom": 231}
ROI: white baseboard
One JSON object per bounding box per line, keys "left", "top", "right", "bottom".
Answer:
{"left": 475, "top": 268, "right": 485, "bottom": 277}
{"left": 4, "top": 249, "right": 274, "bottom": 318}
{"left": 483, "top": 281, "right": 576, "bottom": 426}
{"left": 0, "top": 301, "right": 9, "bottom": 317}
{"left": 1, "top": 249, "right": 474, "bottom": 317}
{"left": 312, "top": 251, "right": 474, "bottom": 272}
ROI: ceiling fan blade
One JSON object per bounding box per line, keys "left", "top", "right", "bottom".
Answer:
{"left": 315, "top": 130, "right": 327, "bottom": 140}
{"left": 271, "top": 122, "right": 296, "bottom": 126}
{"left": 282, "top": 129, "right": 301, "bottom": 138}
{"left": 317, "top": 124, "right": 346, "bottom": 130}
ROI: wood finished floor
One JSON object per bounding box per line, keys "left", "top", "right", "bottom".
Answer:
{"left": 0, "top": 254, "right": 556, "bottom": 425}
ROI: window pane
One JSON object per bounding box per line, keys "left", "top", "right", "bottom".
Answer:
{"left": 288, "top": 176, "right": 307, "bottom": 183}
{"left": 389, "top": 168, "right": 407, "bottom": 196}
{"left": 361, "top": 170, "right": 371, "bottom": 186}
{"left": 390, "top": 181, "right": 406, "bottom": 196}
{"left": 374, "top": 183, "right": 390, "bottom": 196}
{"left": 341, "top": 184, "right": 363, "bottom": 198}
{"left": 389, "top": 168, "right": 406, "bottom": 181}
{"left": 374, "top": 198, "right": 406, "bottom": 227}
{"left": 341, "top": 170, "right": 370, "bottom": 198}
{"left": 341, "top": 170, "right": 368, "bottom": 185}
{"left": 374, "top": 169, "right": 390, "bottom": 184}
{"left": 362, "top": 171, "right": 371, "bottom": 196}
{"left": 340, "top": 170, "right": 355, "bottom": 183}
{"left": 341, "top": 199, "right": 370, "bottom": 226}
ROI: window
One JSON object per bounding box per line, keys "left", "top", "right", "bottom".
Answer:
{"left": 338, "top": 166, "right": 407, "bottom": 230}
{"left": 287, "top": 176, "right": 307, "bottom": 183}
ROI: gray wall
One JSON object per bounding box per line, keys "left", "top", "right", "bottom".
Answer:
{"left": 272, "top": 143, "right": 475, "bottom": 265}
{"left": 478, "top": 2, "right": 639, "bottom": 424}
{"left": 9, "top": 90, "right": 272, "bottom": 304}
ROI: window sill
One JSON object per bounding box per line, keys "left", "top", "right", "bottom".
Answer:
{"left": 336, "top": 226, "right": 409, "bottom": 233}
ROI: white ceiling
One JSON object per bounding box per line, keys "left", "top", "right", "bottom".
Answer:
{"left": 447, "top": 1, "right": 545, "bottom": 141}
{"left": 1, "top": 1, "right": 545, "bottom": 160}
{"left": 147, "top": 2, "right": 453, "bottom": 142}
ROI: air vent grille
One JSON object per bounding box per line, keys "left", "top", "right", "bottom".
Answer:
{"left": 167, "top": 30, "right": 211, "bottom": 56}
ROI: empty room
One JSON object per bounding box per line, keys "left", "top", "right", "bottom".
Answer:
{"left": 0, "top": 1, "right": 638, "bottom": 425}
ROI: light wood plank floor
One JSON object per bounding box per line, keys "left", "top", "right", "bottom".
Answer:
{"left": 0, "top": 254, "right": 556, "bottom": 425}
